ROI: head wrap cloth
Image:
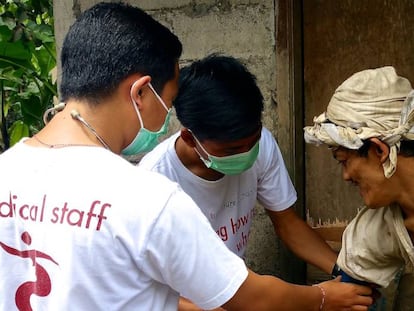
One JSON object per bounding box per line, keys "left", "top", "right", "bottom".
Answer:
{"left": 304, "top": 66, "right": 414, "bottom": 178}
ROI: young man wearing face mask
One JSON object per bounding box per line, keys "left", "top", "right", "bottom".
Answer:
{"left": 139, "top": 54, "right": 366, "bottom": 310}
{"left": 0, "top": 3, "right": 374, "bottom": 311}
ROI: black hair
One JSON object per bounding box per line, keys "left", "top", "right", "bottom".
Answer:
{"left": 357, "top": 139, "right": 414, "bottom": 157}
{"left": 357, "top": 140, "right": 372, "bottom": 156}
{"left": 174, "top": 54, "right": 264, "bottom": 141}
{"left": 400, "top": 140, "right": 414, "bottom": 157}
{"left": 59, "top": 2, "right": 182, "bottom": 102}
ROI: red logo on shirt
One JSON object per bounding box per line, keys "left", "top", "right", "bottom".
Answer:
{"left": 0, "top": 231, "right": 58, "bottom": 311}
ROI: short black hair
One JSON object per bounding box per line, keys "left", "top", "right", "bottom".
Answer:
{"left": 174, "top": 54, "right": 263, "bottom": 141}
{"left": 357, "top": 139, "right": 414, "bottom": 157}
{"left": 400, "top": 140, "right": 414, "bottom": 156}
{"left": 60, "top": 2, "right": 182, "bottom": 103}
{"left": 357, "top": 140, "right": 372, "bottom": 156}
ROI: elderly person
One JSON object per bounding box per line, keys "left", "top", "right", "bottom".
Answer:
{"left": 304, "top": 66, "right": 414, "bottom": 309}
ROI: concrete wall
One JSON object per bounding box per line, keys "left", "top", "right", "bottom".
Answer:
{"left": 53, "top": 0, "right": 281, "bottom": 276}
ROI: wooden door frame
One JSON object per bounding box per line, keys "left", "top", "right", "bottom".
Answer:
{"left": 274, "top": 0, "right": 305, "bottom": 283}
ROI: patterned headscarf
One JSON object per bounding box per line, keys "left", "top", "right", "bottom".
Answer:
{"left": 304, "top": 66, "right": 414, "bottom": 178}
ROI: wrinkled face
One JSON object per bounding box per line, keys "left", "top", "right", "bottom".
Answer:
{"left": 332, "top": 146, "right": 394, "bottom": 208}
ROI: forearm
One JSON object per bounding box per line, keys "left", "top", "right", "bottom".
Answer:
{"left": 178, "top": 272, "right": 322, "bottom": 311}
{"left": 268, "top": 208, "right": 337, "bottom": 274}
{"left": 223, "top": 271, "right": 322, "bottom": 311}
{"left": 178, "top": 297, "right": 225, "bottom": 311}
{"left": 222, "top": 270, "right": 372, "bottom": 311}
{"left": 282, "top": 221, "right": 337, "bottom": 273}
{"left": 178, "top": 297, "right": 203, "bottom": 311}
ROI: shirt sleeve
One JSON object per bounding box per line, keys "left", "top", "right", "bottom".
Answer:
{"left": 256, "top": 128, "right": 297, "bottom": 211}
{"left": 140, "top": 187, "right": 248, "bottom": 309}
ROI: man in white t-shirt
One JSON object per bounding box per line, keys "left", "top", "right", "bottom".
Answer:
{"left": 0, "top": 3, "right": 373, "bottom": 311}
{"left": 139, "top": 54, "right": 353, "bottom": 310}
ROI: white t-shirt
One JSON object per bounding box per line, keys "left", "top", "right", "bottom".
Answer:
{"left": 139, "top": 128, "right": 297, "bottom": 257}
{"left": 0, "top": 141, "right": 247, "bottom": 311}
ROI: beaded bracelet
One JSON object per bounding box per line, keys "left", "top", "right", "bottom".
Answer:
{"left": 312, "top": 284, "right": 326, "bottom": 310}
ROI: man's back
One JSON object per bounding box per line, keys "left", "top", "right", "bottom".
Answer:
{"left": 0, "top": 140, "right": 247, "bottom": 310}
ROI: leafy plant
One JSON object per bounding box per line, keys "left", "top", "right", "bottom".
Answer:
{"left": 0, "top": 0, "right": 56, "bottom": 152}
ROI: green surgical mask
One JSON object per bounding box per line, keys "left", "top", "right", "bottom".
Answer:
{"left": 193, "top": 135, "right": 260, "bottom": 175}
{"left": 122, "top": 82, "right": 171, "bottom": 156}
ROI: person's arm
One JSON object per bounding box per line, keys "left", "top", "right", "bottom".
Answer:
{"left": 267, "top": 207, "right": 338, "bottom": 274}
{"left": 178, "top": 297, "right": 225, "bottom": 311}
{"left": 178, "top": 270, "right": 373, "bottom": 311}
{"left": 223, "top": 269, "right": 372, "bottom": 311}
{"left": 143, "top": 182, "right": 370, "bottom": 310}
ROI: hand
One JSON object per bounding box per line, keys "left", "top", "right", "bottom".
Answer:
{"left": 316, "top": 277, "right": 373, "bottom": 311}
{"left": 178, "top": 296, "right": 226, "bottom": 311}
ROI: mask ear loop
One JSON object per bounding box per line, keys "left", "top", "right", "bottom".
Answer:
{"left": 192, "top": 134, "right": 211, "bottom": 157}
{"left": 147, "top": 83, "right": 170, "bottom": 112}
{"left": 187, "top": 129, "right": 212, "bottom": 167}
{"left": 130, "top": 80, "right": 145, "bottom": 130}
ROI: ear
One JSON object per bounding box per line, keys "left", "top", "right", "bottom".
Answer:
{"left": 130, "top": 75, "right": 151, "bottom": 108}
{"left": 180, "top": 128, "right": 197, "bottom": 148}
{"left": 369, "top": 137, "right": 389, "bottom": 163}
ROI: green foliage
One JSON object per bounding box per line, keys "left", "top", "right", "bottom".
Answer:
{"left": 0, "top": 0, "right": 56, "bottom": 151}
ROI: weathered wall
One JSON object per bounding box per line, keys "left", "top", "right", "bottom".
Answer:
{"left": 304, "top": 0, "right": 414, "bottom": 226}
{"left": 53, "top": 0, "right": 282, "bottom": 276}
